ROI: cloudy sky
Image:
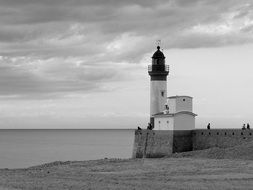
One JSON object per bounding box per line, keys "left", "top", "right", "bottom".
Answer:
{"left": 0, "top": 0, "right": 253, "bottom": 129}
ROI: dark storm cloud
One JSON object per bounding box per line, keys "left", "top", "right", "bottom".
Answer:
{"left": 0, "top": 0, "right": 252, "bottom": 98}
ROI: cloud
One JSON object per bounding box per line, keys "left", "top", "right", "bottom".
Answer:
{"left": 0, "top": 0, "right": 252, "bottom": 55}
{"left": 0, "top": 56, "right": 124, "bottom": 99}
{"left": 0, "top": 0, "right": 253, "bottom": 98}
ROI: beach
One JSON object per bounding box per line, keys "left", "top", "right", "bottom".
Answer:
{"left": 0, "top": 157, "right": 253, "bottom": 190}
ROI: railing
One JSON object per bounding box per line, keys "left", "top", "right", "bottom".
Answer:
{"left": 165, "top": 65, "right": 169, "bottom": 72}
{"left": 148, "top": 65, "right": 169, "bottom": 72}
{"left": 148, "top": 65, "right": 152, "bottom": 72}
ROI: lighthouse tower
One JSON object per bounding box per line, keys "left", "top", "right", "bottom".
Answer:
{"left": 148, "top": 46, "right": 169, "bottom": 126}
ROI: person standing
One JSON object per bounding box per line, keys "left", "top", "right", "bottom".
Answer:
{"left": 207, "top": 123, "right": 211, "bottom": 130}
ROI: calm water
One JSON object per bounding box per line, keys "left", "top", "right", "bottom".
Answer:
{"left": 0, "top": 129, "right": 135, "bottom": 169}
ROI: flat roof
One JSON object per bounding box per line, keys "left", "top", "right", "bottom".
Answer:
{"left": 167, "top": 95, "right": 193, "bottom": 99}
{"left": 153, "top": 111, "right": 197, "bottom": 117}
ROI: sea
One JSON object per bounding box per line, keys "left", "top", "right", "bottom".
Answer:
{"left": 0, "top": 129, "right": 135, "bottom": 169}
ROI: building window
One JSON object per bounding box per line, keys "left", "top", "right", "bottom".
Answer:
{"left": 161, "top": 91, "right": 164, "bottom": 97}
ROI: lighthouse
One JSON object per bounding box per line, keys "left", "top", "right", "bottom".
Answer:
{"left": 148, "top": 46, "right": 169, "bottom": 126}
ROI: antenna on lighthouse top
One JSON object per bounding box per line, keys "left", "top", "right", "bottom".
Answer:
{"left": 156, "top": 40, "right": 161, "bottom": 47}
{"left": 156, "top": 40, "right": 163, "bottom": 51}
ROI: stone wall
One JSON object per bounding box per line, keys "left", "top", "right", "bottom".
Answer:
{"left": 173, "top": 130, "right": 193, "bottom": 153}
{"left": 132, "top": 130, "right": 173, "bottom": 158}
{"left": 193, "top": 129, "right": 253, "bottom": 150}
{"left": 132, "top": 129, "right": 253, "bottom": 158}
{"left": 132, "top": 130, "right": 192, "bottom": 158}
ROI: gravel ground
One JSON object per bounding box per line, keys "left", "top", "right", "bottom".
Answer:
{"left": 0, "top": 157, "right": 253, "bottom": 190}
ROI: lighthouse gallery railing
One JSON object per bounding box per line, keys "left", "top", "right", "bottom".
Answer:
{"left": 148, "top": 65, "right": 169, "bottom": 72}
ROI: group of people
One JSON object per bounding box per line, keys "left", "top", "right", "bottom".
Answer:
{"left": 139, "top": 122, "right": 251, "bottom": 130}
{"left": 206, "top": 123, "right": 251, "bottom": 130}
{"left": 137, "top": 122, "right": 154, "bottom": 131}
{"left": 242, "top": 123, "right": 251, "bottom": 130}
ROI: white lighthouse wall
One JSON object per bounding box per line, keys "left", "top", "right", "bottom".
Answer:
{"left": 154, "top": 117, "right": 174, "bottom": 130}
{"left": 175, "top": 97, "right": 192, "bottom": 112}
{"left": 167, "top": 98, "right": 176, "bottom": 113}
{"left": 150, "top": 81, "right": 167, "bottom": 116}
{"left": 174, "top": 113, "right": 195, "bottom": 130}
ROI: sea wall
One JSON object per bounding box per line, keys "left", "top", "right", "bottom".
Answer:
{"left": 193, "top": 129, "right": 253, "bottom": 150}
{"left": 132, "top": 130, "right": 173, "bottom": 158}
{"left": 173, "top": 130, "right": 193, "bottom": 153}
{"left": 132, "top": 130, "right": 192, "bottom": 158}
{"left": 132, "top": 129, "right": 253, "bottom": 158}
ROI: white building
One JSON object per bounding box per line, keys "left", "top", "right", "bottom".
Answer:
{"left": 148, "top": 46, "right": 197, "bottom": 130}
{"left": 153, "top": 96, "right": 197, "bottom": 130}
